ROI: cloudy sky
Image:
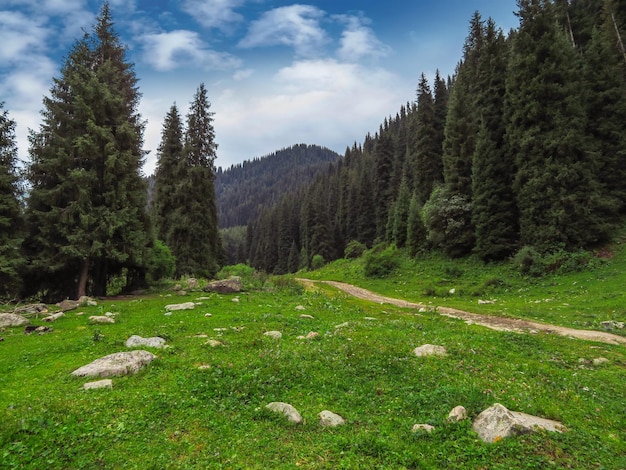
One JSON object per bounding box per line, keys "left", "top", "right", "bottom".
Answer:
{"left": 1, "top": 0, "right": 519, "bottom": 175}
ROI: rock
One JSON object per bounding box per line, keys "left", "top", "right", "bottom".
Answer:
{"left": 204, "top": 277, "right": 243, "bottom": 294}
{"left": 411, "top": 423, "right": 435, "bottom": 433}
{"left": 472, "top": 403, "right": 565, "bottom": 443}
{"left": 71, "top": 350, "right": 157, "bottom": 378}
{"left": 89, "top": 316, "right": 115, "bottom": 324}
{"left": 478, "top": 299, "right": 495, "bottom": 304}
{"left": 42, "top": 312, "right": 65, "bottom": 322}
{"left": 231, "top": 297, "right": 240, "bottom": 303}
{"left": 305, "top": 331, "right": 319, "bottom": 340}
{"left": 78, "top": 296, "right": 97, "bottom": 307}
{"left": 600, "top": 320, "right": 625, "bottom": 330}
{"left": 413, "top": 344, "right": 447, "bottom": 357}
{"left": 448, "top": 405, "right": 467, "bottom": 422}
{"left": 266, "top": 402, "right": 303, "bottom": 424}
{"left": 449, "top": 288, "right": 456, "bottom": 294}
{"left": 56, "top": 299, "right": 79, "bottom": 312}
{"left": 13, "top": 303, "right": 48, "bottom": 316}
{"left": 83, "top": 379, "right": 113, "bottom": 390}
{"left": 593, "top": 357, "right": 609, "bottom": 365}
{"left": 185, "top": 278, "right": 199, "bottom": 289}
{"left": 204, "top": 313, "right": 213, "bottom": 317}
{"left": 165, "top": 302, "right": 195, "bottom": 311}
{"left": 25, "top": 325, "right": 53, "bottom": 334}
{"left": 206, "top": 339, "right": 223, "bottom": 347}
{"left": 125, "top": 335, "right": 167, "bottom": 349}
{"left": 0, "top": 313, "right": 30, "bottom": 328}
{"left": 264, "top": 331, "right": 282, "bottom": 339}
{"left": 335, "top": 322, "right": 350, "bottom": 329}
{"left": 319, "top": 410, "right": 345, "bottom": 427}
{"left": 300, "top": 314, "right": 314, "bottom": 319}
{"left": 295, "top": 305, "right": 306, "bottom": 311}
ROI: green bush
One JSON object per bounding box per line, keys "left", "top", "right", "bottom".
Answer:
{"left": 364, "top": 245, "right": 401, "bottom": 278}
{"left": 344, "top": 240, "right": 367, "bottom": 259}
{"left": 311, "top": 254, "right": 325, "bottom": 270}
{"left": 513, "top": 246, "right": 545, "bottom": 276}
{"left": 147, "top": 240, "right": 176, "bottom": 283}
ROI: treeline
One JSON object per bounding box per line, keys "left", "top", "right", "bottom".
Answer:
{"left": 215, "top": 144, "right": 340, "bottom": 228}
{"left": 0, "top": 4, "right": 221, "bottom": 301}
{"left": 246, "top": 0, "right": 626, "bottom": 274}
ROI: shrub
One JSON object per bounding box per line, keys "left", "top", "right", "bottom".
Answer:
{"left": 311, "top": 254, "right": 325, "bottom": 270}
{"left": 147, "top": 240, "right": 176, "bottom": 283}
{"left": 364, "top": 245, "right": 400, "bottom": 278}
{"left": 344, "top": 240, "right": 366, "bottom": 259}
{"left": 513, "top": 246, "right": 545, "bottom": 277}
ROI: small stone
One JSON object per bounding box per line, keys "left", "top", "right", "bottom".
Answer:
{"left": 165, "top": 302, "right": 195, "bottom": 311}
{"left": 449, "top": 288, "right": 456, "bottom": 294}
{"left": 295, "top": 305, "right": 306, "bottom": 311}
{"left": 198, "top": 364, "right": 212, "bottom": 370}
{"left": 204, "top": 313, "right": 213, "bottom": 317}
{"left": 232, "top": 297, "right": 240, "bottom": 303}
{"left": 125, "top": 335, "right": 167, "bottom": 349}
{"left": 478, "top": 299, "right": 495, "bottom": 304}
{"left": 83, "top": 379, "right": 113, "bottom": 390}
{"left": 89, "top": 316, "right": 115, "bottom": 324}
{"left": 335, "top": 322, "right": 349, "bottom": 329}
{"left": 206, "top": 340, "right": 223, "bottom": 347}
{"left": 300, "top": 314, "right": 314, "bottom": 319}
{"left": 266, "top": 402, "right": 303, "bottom": 424}
{"left": 364, "top": 317, "right": 377, "bottom": 320}
{"left": 319, "top": 410, "right": 345, "bottom": 427}
{"left": 164, "top": 312, "right": 172, "bottom": 316}
{"left": 412, "top": 423, "right": 434, "bottom": 433}
{"left": 104, "top": 312, "right": 117, "bottom": 317}
{"left": 42, "top": 312, "right": 65, "bottom": 322}
{"left": 600, "top": 320, "right": 624, "bottom": 330}
{"left": 305, "top": 331, "right": 319, "bottom": 340}
{"left": 264, "top": 331, "right": 282, "bottom": 339}
{"left": 592, "top": 357, "right": 609, "bottom": 365}
{"left": 447, "top": 405, "right": 467, "bottom": 422}
{"left": 76, "top": 311, "right": 85, "bottom": 316}
{"left": 413, "top": 344, "right": 447, "bottom": 357}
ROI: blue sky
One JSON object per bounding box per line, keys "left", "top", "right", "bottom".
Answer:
{"left": 0, "top": 0, "right": 519, "bottom": 174}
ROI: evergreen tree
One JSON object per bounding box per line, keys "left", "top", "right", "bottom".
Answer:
{"left": 0, "top": 103, "right": 24, "bottom": 297}
{"left": 153, "top": 104, "right": 184, "bottom": 244}
{"left": 373, "top": 132, "right": 395, "bottom": 239}
{"left": 506, "top": 0, "right": 611, "bottom": 252}
{"left": 170, "top": 84, "right": 222, "bottom": 277}
{"left": 392, "top": 178, "right": 411, "bottom": 248}
{"left": 25, "top": 3, "right": 150, "bottom": 299}
{"left": 407, "top": 192, "right": 427, "bottom": 257}
{"left": 471, "top": 20, "right": 519, "bottom": 261}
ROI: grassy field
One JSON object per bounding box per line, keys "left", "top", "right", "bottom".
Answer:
{"left": 1, "top": 252, "right": 625, "bottom": 468}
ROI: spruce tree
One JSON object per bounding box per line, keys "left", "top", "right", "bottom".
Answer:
{"left": 153, "top": 104, "right": 184, "bottom": 244}
{"left": 392, "top": 178, "right": 411, "bottom": 248}
{"left": 25, "top": 4, "right": 150, "bottom": 299}
{"left": 0, "top": 103, "right": 24, "bottom": 297}
{"left": 170, "top": 84, "right": 222, "bottom": 277}
{"left": 407, "top": 192, "right": 427, "bottom": 258}
{"left": 506, "top": 0, "right": 611, "bottom": 252}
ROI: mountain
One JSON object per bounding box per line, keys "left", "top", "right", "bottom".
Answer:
{"left": 215, "top": 143, "right": 341, "bottom": 228}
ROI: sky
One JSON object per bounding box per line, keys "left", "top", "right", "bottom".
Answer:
{"left": 0, "top": 0, "right": 520, "bottom": 175}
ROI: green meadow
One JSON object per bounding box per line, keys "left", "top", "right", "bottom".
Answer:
{"left": 1, "top": 249, "right": 625, "bottom": 469}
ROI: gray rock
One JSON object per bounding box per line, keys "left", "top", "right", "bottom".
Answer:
{"left": 295, "top": 305, "right": 306, "bottom": 311}
{"left": 593, "top": 357, "right": 609, "bottom": 365}
{"left": 13, "top": 303, "right": 48, "bottom": 316}
{"left": 125, "top": 335, "right": 167, "bottom": 349}
{"left": 89, "top": 315, "right": 115, "bottom": 324}
{"left": 56, "top": 299, "right": 79, "bottom": 312}
{"left": 447, "top": 405, "right": 468, "bottom": 422}
{"left": 264, "top": 330, "right": 282, "bottom": 339}
{"left": 78, "top": 296, "right": 97, "bottom": 306}
{"left": 319, "top": 410, "right": 345, "bottom": 427}
{"left": 71, "top": 350, "right": 157, "bottom": 378}
{"left": 266, "top": 402, "right": 303, "bottom": 424}
{"left": 204, "top": 277, "right": 243, "bottom": 294}
{"left": 472, "top": 403, "right": 565, "bottom": 443}
{"left": 165, "top": 302, "right": 195, "bottom": 311}
{"left": 600, "top": 320, "right": 625, "bottom": 330}
{"left": 83, "top": 379, "right": 113, "bottom": 390}
{"left": 205, "top": 339, "right": 223, "bottom": 347}
{"left": 42, "top": 312, "right": 65, "bottom": 322}
{"left": 0, "top": 313, "right": 30, "bottom": 328}
{"left": 413, "top": 344, "right": 447, "bottom": 357}
{"left": 411, "top": 423, "right": 435, "bottom": 433}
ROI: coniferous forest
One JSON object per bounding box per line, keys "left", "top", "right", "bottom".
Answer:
{"left": 0, "top": 0, "right": 625, "bottom": 300}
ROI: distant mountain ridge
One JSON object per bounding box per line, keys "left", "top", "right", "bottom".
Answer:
{"left": 216, "top": 144, "right": 341, "bottom": 228}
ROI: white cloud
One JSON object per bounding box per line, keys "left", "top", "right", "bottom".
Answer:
{"left": 238, "top": 4, "right": 328, "bottom": 57}
{"left": 139, "top": 30, "right": 241, "bottom": 71}
{"left": 335, "top": 14, "right": 391, "bottom": 62}
{"left": 181, "top": 0, "right": 244, "bottom": 32}
{"left": 0, "top": 11, "right": 50, "bottom": 62}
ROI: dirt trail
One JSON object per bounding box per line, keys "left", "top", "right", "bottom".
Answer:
{"left": 297, "top": 279, "right": 626, "bottom": 346}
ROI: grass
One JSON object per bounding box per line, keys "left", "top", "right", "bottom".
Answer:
{"left": 1, "top": 257, "right": 625, "bottom": 468}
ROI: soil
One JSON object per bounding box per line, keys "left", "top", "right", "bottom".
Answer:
{"left": 297, "top": 279, "right": 626, "bottom": 346}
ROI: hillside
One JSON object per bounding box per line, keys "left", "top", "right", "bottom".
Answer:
{"left": 215, "top": 144, "right": 341, "bottom": 228}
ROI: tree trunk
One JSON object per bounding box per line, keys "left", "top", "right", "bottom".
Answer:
{"left": 612, "top": 13, "right": 626, "bottom": 65}
{"left": 77, "top": 258, "right": 89, "bottom": 299}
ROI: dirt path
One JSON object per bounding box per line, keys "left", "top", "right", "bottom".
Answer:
{"left": 297, "top": 279, "right": 626, "bottom": 346}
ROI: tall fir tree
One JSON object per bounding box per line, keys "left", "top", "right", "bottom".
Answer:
{"left": 506, "top": 0, "right": 611, "bottom": 252}
{"left": 170, "top": 84, "right": 222, "bottom": 277}
{"left": 153, "top": 104, "right": 184, "bottom": 245}
{"left": 25, "top": 3, "right": 150, "bottom": 299}
{"left": 392, "top": 178, "right": 411, "bottom": 248}
{"left": 406, "top": 191, "right": 427, "bottom": 258}
{"left": 0, "top": 103, "right": 25, "bottom": 297}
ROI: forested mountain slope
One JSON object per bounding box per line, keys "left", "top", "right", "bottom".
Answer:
{"left": 215, "top": 144, "right": 340, "bottom": 228}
